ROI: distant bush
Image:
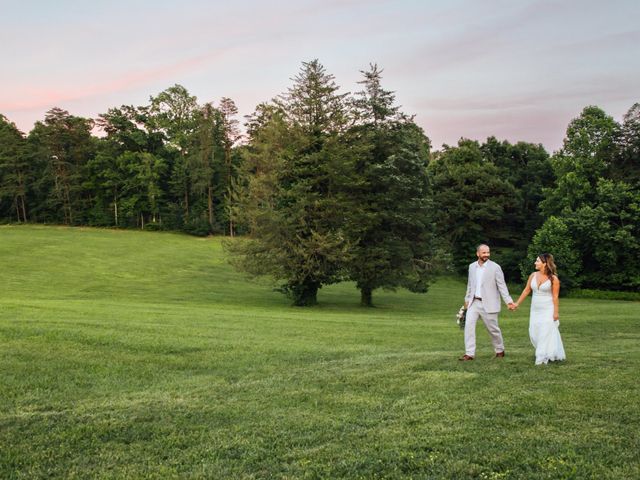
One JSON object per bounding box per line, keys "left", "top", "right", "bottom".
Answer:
{"left": 182, "top": 218, "right": 212, "bottom": 237}
{"left": 143, "top": 222, "right": 165, "bottom": 232}
{"left": 566, "top": 289, "right": 640, "bottom": 302}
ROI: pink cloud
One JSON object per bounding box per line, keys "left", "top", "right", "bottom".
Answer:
{"left": 0, "top": 49, "right": 230, "bottom": 112}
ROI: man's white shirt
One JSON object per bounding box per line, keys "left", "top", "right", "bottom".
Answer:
{"left": 474, "top": 261, "right": 485, "bottom": 298}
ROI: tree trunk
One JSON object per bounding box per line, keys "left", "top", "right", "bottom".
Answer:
{"left": 114, "top": 192, "right": 118, "bottom": 226}
{"left": 227, "top": 186, "right": 235, "bottom": 237}
{"left": 293, "top": 281, "right": 319, "bottom": 306}
{"left": 360, "top": 287, "right": 373, "bottom": 307}
{"left": 184, "top": 190, "right": 189, "bottom": 220}
{"left": 17, "top": 172, "right": 27, "bottom": 222}
{"left": 226, "top": 149, "right": 233, "bottom": 237}
{"left": 208, "top": 184, "right": 214, "bottom": 229}
{"left": 63, "top": 184, "right": 72, "bottom": 225}
{"left": 20, "top": 195, "right": 27, "bottom": 222}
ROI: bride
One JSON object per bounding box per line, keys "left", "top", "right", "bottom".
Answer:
{"left": 514, "top": 253, "right": 566, "bottom": 365}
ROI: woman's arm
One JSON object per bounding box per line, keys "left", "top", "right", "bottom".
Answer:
{"left": 514, "top": 273, "right": 534, "bottom": 308}
{"left": 552, "top": 276, "right": 560, "bottom": 320}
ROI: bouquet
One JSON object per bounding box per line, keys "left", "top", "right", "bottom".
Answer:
{"left": 456, "top": 305, "right": 467, "bottom": 329}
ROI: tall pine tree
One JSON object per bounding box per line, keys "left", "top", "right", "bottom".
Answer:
{"left": 228, "top": 60, "right": 351, "bottom": 305}
{"left": 346, "top": 64, "right": 438, "bottom": 306}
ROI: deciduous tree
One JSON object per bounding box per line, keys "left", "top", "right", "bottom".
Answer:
{"left": 428, "top": 139, "right": 519, "bottom": 275}
{"left": 0, "top": 115, "right": 29, "bottom": 222}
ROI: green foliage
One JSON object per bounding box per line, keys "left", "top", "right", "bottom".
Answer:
{"left": 26, "top": 108, "right": 96, "bottom": 224}
{"left": 345, "top": 65, "right": 438, "bottom": 306}
{"left": 521, "top": 216, "right": 582, "bottom": 291}
{"left": 428, "top": 139, "right": 520, "bottom": 276}
{"left": 535, "top": 105, "right": 640, "bottom": 291}
{"left": 616, "top": 102, "right": 640, "bottom": 183}
{"left": 229, "top": 62, "right": 442, "bottom": 306}
{"left": 228, "top": 61, "right": 353, "bottom": 306}
{"left": 0, "top": 114, "right": 29, "bottom": 222}
{"left": 542, "top": 106, "right": 619, "bottom": 216}
{"left": 563, "top": 105, "right": 619, "bottom": 167}
{"left": 1, "top": 226, "right": 639, "bottom": 479}
{"left": 482, "top": 137, "right": 555, "bottom": 268}
{"left": 0, "top": 73, "right": 638, "bottom": 296}
{"left": 88, "top": 87, "right": 236, "bottom": 233}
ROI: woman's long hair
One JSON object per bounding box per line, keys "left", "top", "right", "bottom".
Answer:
{"left": 538, "top": 253, "right": 558, "bottom": 283}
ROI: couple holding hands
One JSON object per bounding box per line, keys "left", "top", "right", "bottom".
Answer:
{"left": 459, "top": 244, "right": 566, "bottom": 365}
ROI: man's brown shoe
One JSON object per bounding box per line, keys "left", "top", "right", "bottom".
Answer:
{"left": 458, "top": 354, "right": 474, "bottom": 361}
{"left": 495, "top": 351, "right": 505, "bottom": 358}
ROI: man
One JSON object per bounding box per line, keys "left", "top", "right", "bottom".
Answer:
{"left": 459, "top": 244, "right": 515, "bottom": 361}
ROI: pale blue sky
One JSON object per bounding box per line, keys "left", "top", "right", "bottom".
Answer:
{"left": 2, "top": 0, "right": 639, "bottom": 151}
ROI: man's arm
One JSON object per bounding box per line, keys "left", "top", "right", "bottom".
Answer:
{"left": 464, "top": 264, "right": 473, "bottom": 309}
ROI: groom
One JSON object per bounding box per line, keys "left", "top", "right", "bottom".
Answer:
{"left": 459, "top": 244, "right": 515, "bottom": 361}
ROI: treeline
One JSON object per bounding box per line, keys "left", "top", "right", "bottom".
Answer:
{"left": 1, "top": 60, "right": 638, "bottom": 301}
{"left": 0, "top": 86, "right": 241, "bottom": 236}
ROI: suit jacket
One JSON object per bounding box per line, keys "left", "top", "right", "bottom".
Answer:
{"left": 465, "top": 260, "right": 513, "bottom": 313}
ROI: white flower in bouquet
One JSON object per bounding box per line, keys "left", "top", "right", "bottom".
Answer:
{"left": 456, "top": 305, "right": 467, "bottom": 329}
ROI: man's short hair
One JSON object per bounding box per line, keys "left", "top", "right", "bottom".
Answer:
{"left": 476, "top": 243, "right": 490, "bottom": 252}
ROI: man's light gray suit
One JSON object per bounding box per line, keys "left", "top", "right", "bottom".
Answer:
{"left": 464, "top": 259, "right": 513, "bottom": 357}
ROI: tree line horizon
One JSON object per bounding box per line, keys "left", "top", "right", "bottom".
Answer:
{"left": 1, "top": 60, "right": 638, "bottom": 304}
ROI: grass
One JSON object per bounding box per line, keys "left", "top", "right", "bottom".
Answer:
{"left": 0, "top": 225, "right": 638, "bottom": 479}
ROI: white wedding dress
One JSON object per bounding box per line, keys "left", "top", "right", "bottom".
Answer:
{"left": 529, "top": 276, "right": 566, "bottom": 365}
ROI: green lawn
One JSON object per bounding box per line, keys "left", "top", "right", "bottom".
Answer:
{"left": 0, "top": 225, "right": 638, "bottom": 479}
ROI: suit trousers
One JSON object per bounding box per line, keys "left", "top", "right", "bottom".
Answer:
{"left": 464, "top": 300, "right": 505, "bottom": 357}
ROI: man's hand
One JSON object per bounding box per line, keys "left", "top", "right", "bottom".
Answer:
{"left": 508, "top": 302, "right": 517, "bottom": 311}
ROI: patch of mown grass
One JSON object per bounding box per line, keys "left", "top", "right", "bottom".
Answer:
{"left": 1, "top": 225, "right": 638, "bottom": 479}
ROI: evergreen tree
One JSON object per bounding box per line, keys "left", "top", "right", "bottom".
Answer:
{"left": 187, "top": 102, "right": 224, "bottom": 234}
{"left": 219, "top": 97, "right": 241, "bottom": 236}
{"left": 228, "top": 61, "right": 351, "bottom": 306}
{"left": 346, "top": 64, "right": 437, "bottom": 306}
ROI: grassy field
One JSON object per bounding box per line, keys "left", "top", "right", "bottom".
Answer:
{"left": 0, "top": 225, "right": 638, "bottom": 479}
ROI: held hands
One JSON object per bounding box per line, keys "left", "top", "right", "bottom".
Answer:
{"left": 508, "top": 302, "right": 518, "bottom": 311}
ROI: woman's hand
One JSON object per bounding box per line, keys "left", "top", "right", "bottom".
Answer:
{"left": 553, "top": 312, "right": 559, "bottom": 321}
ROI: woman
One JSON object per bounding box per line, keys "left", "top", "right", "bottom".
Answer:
{"left": 514, "top": 253, "right": 566, "bottom": 365}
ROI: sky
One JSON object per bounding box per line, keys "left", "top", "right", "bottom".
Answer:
{"left": 2, "top": 0, "right": 639, "bottom": 152}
